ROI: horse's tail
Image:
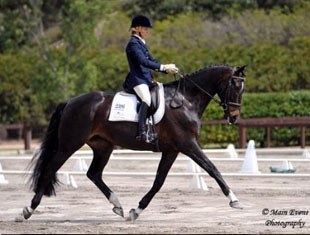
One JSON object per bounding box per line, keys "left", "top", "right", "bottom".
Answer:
{"left": 29, "top": 102, "right": 67, "bottom": 197}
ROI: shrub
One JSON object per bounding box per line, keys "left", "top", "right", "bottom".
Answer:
{"left": 200, "top": 90, "right": 310, "bottom": 147}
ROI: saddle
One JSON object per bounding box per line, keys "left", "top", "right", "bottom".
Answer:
{"left": 125, "top": 84, "right": 160, "bottom": 117}
{"left": 108, "top": 82, "right": 165, "bottom": 124}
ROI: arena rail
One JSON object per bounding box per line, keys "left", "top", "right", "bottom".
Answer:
{"left": 202, "top": 116, "right": 310, "bottom": 148}
{"left": 1, "top": 170, "right": 310, "bottom": 178}
{"left": 0, "top": 155, "right": 309, "bottom": 163}
{"left": 1, "top": 148, "right": 310, "bottom": 189}
{"left": 2, "top": 116, "right": 309, "bottom": 150}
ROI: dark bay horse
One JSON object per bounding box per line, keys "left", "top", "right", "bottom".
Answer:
{"left": 20, "top": 64, "right": 246, "bottom": 222}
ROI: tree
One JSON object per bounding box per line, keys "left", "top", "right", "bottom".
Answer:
{"left": 0, "top": 52, "right": 44, "bottom": 124}
{"left": 120, "top": 0, "right": 305, "bottom": 20}
{"left": 0, "top": 0, "right": 115, "bottom": 125}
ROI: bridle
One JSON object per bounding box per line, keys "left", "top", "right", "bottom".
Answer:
{"left": 218, "top": 74, "right": 245, "bottom": 111}
{"left": 175, "top": 70, "right": 245, "bottom": 112}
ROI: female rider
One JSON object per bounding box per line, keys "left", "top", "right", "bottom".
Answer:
{"left": 123, "top": 15, "right": 179, "bottom": 143}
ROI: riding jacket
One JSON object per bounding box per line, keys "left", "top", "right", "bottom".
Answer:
{"left": 123, "top": 35, "right": 163, "bottom": 91}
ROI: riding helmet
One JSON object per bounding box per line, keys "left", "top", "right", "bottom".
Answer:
{"left": 130, "top": 15, "right": 153, "bottom": 28}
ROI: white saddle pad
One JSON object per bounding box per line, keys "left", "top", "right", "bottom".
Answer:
{"left": 108, "top": 83, "right": 165, "bottom": 124}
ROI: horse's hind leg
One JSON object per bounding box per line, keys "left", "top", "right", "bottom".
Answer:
{"left": 86, "top": 140, "right": 124, "bottom": 217}
{"left": 17, "top": 148, "right": 81, "bottom": 222}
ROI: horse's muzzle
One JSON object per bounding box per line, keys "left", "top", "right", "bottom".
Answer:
{"left": 225, "top": 109, "right": 240, "bottom": 124}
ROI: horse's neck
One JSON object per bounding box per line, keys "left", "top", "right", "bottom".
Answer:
{"left": 183, "top": 73, "right": 218, "bottom": 118}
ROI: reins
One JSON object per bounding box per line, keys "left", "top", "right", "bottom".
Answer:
{"left": 173, "top": 71, "right": 224, "bottom": 109}
{"left": 172, "top": 70, "right": 244, "bottom": 110}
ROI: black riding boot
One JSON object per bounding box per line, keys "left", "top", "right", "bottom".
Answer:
{"left": 136, "top": 101, "right": 149, "bottom": 142}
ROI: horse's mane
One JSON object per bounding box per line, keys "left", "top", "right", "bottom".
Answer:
{"left": 164, "top": 64, "right": 231, "bottom": 88}
{"left": 185, "top": 64, "right": 231, "bottom": 78}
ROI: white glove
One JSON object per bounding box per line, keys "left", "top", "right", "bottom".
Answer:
{"left": 162, "top": 64, "right": 179, "bottom": 74}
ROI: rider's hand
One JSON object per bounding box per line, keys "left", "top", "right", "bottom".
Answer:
{"left": 163, "top": 64, "right": 179, "bottom": 74}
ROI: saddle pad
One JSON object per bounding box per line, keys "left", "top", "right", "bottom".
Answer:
{"left": 108, "top": 83, "right": 165, "bottom": 124}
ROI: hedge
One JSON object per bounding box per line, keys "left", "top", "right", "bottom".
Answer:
{"left": 199, "top": 90, "right": 310, "bottom": 148}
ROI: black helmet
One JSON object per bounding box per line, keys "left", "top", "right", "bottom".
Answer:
{"left": 130, "top": 15, "right": 152, "bottom": 28}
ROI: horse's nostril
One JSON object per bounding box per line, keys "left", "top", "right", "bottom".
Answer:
{"left": 227, "top": 115, "right": 239, "bottom": 124}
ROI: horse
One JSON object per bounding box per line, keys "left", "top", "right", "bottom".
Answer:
{"left": 19, "top": 64, "right": 246, "bottom": 222}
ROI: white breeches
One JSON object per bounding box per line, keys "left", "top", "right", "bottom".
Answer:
{"left": 133, "top": 84, "right": 151, "bottom": 107}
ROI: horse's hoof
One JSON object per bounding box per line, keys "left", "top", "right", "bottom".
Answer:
{"left": 22, "top": 207, "right": 33, "bottom": 219}
{"left": 126, "top": 209, "right": 139, "bottom": 222}
{"left": 112, "top": 206, "right": 124, "bottom": 217}
{"left": 15, "top": 214, "right": 25, "bottom": 222}
{"left": 229, "top": 200, "right": 243, "bottom": 209}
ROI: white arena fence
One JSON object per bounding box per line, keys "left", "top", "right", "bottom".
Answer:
{"left": 0, "top": 144, "right": 310, "bottom": 189}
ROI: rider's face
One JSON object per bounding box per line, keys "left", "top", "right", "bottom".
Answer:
{"left": 136, "top": 26, "right": 150, "bottom": 39}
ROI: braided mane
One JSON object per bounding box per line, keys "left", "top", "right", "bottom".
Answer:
{"left": 184, "top": 64, "right": 231, "bottom": 79}
{"left": 163, "top": 64, "right": 232, "bottom": 88}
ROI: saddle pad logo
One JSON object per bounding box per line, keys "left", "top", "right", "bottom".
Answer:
{"left": 109, "top": 93, "right": 138, "bottom": 122}
{"left": 115, "top": 104, "right": 125, "bottom": 109}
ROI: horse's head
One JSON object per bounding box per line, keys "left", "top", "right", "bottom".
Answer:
{"left": 218, "top": 65, "right": 246, "bottom": 124}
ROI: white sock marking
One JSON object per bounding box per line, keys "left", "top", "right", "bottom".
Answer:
{"left": 135, "top": 208, "right": 143, "bottom": 215}
{"left": 109, "top": 192, "right": 121, "bottom": 207}
{"left": 227, "top": 190, "right": 238, "bottom": 202}
{"left": 27, "top": 207, "right": 34, "bottom": 214}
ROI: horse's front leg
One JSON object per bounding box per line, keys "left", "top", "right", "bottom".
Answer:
{"left": 127, "top": 150, "right": 178, "bottom": 222}
{"left": 181, "top": 140, "right": 243, "bottom": 209}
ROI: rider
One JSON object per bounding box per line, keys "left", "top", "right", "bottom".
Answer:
{"left": 123, "top": 15, "right": 179, "bottom": 143}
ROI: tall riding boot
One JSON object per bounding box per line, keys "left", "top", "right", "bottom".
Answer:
{"left": 136, "top": 101, "right": 149, "bottom": 142}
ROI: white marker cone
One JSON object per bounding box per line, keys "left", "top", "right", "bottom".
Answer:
{"left": 241, "top": 140, "right": 260, "bottom": 174}
{"left": 302, "top": 149, "right": 310, "bottom": 159}
{"left": 189, "top": 175, "right": 208, "bottom": 191}
{"left": 198, "top": 176, "right": 208, "bottom": 190}
{"left": 0, "top": 162, "right": 8, "bottom": 184}
{"left": 63, "top": 173, "right": 78, "bottom": 188}
{"left": 280, "top": 160, "right": 289, "bottom": 171}
{"left": 187, "top": 160, "right": 203, "bottom": 173}
{"left": 227, "top": 144, "right": 238, "bottom": 158}
{"left": 188, "top": 160, "right": 208, "bottom": 190}
{"left": 288, "top": 161, "right": 294, "bottom": 171}
{"left": 74, "top": 158, "right": 88, "bottom": 171}
{"left": 69, "top": 175, "right": 78, "bottom": 188}
{"left": 187, "top": 160, "right": 196, "bottom": 173}
{"left": 280, "top": 160, "right": 294, "bottom": 171}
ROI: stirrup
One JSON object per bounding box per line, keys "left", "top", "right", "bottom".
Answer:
{"left": 136, "top": 131, "right": 156, "bottom": 143}
{"left": 147, "top": 132, "right": 157, "bottom": 143}
{"left": 136, "top": 131, "right": 148, "bottom": 142}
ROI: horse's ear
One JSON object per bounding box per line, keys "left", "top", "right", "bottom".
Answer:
{"left": 234, "top": 65, "right": 247, "bottom": 76}
{"left": 237, "top": 64, "right": 247, "bottom": 73}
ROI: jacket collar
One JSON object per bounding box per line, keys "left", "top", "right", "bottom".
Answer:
{"left": 132, "top": 34, "right": 146, "bottom": 44}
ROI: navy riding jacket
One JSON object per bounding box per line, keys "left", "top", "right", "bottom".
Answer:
{"left": 123, "top": 35, "right": 162, "bottom": 90}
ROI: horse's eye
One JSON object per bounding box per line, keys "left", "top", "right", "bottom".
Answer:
{"left": 234, "top": 80, "right": 243, "bottom": 89}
